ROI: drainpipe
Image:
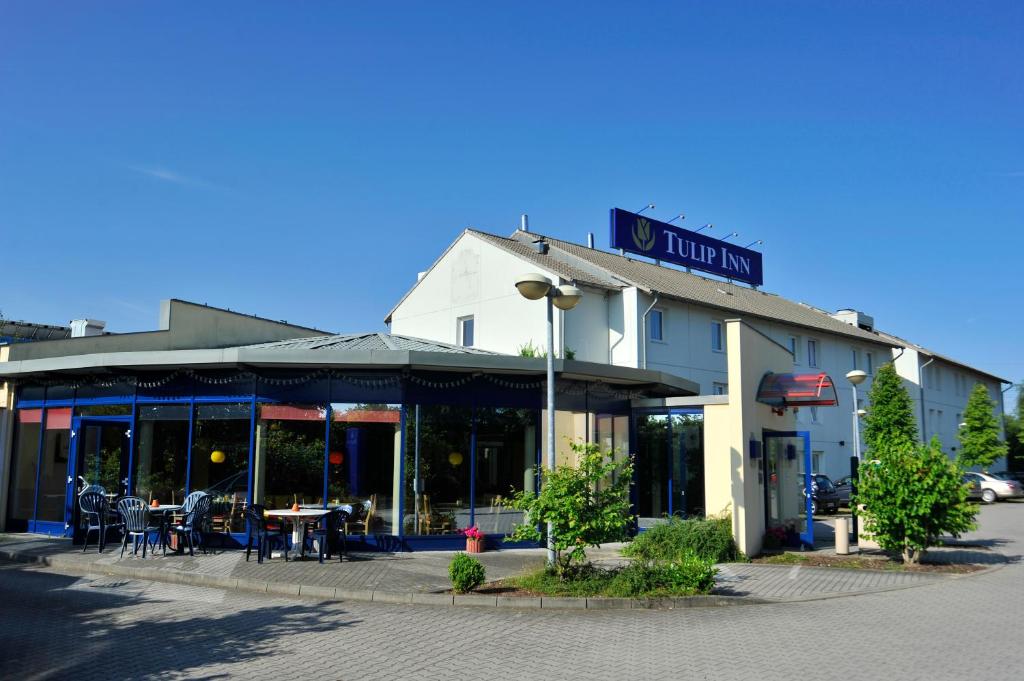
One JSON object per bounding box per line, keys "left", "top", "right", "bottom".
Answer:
{"left": 919, "top": 356, "right": 935, "bottom": 441}
{"left": 640, "top": 291, "right": 660, "bottom": 370}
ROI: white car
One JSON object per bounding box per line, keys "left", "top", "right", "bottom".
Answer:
{"left": 964, "top": 471, "right": 1024, "bottom": 504}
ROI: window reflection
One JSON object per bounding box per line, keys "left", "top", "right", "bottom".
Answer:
{"left": 473, "top": 408, "right": 535, "bottom": 535}
{"left": 255, "top": 404, "right": 326, "bottom": 509}
{"left": 330, "top": 403, "right": 401, "bottom": 535}
{"left": 406, "top": 405, "right": 471, "bottom": 535}
{"left": 190, "top": 403, "right": 250, "bottom": 533}
{"left": 37, "top": 408, "right": 71, "bottom": 522}
{"left": 7, "top": 410, "right": 42, "bottom": 523}
{"left": 133, "top": 405, "right": 190, "bottom": 505}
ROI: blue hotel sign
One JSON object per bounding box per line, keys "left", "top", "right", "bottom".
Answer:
{"left": 609, "top": 208, "right": 764, "bottom": 286}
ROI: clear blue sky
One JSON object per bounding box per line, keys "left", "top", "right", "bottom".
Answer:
{"left": 2, "top": 2, "right": 1021, "bottom": 401}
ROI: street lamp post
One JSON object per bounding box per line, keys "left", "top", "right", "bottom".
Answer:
{"left": 515, "top": 273, "right": 582, "bottom": 567}
{"left": 846, "top": 369, "right": 868, "bottom": 543}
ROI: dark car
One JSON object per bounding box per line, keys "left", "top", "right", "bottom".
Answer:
{"left": 834, "top": 475, "right": 854, "bottom": 506}
{"left": 801, "top": 474, "right": 840, "bottom": 515}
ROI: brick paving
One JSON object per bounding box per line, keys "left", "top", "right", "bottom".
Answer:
{"left": 0, "top": 504, "right": 1020, "bottom": 679}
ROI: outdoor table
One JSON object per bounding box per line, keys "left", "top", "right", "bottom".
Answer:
{"left": 265, "top": 508, "right": 330, "bottom": 559}
{"left": 147, "top": 504, "right": 183, "bottom": 555}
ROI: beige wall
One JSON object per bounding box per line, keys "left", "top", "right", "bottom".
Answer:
{"left": 703, "top": 319, "right": 795, "bottom": 556}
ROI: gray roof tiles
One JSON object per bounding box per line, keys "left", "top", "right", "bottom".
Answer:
{"left": 241, "top": 332, "right": 503, "bottom": 355}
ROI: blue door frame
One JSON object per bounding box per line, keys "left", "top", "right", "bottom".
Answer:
{"left": 762, "top": 430, "right": 814, "bottom": 548}
{"left": 66, "top": 416, "right": 134, "bottom": 539}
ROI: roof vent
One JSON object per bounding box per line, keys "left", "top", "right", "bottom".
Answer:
{"left": 533, "top": 239, "right": 549, "bottom": 255}
{"left": 416, "top": 271, "right": 428, "bottom": 282}
{"left": 831, "top": 309, "right": 874, "bottom": 332}
{"left": 70, "top": 319, "right": 106, "bottom": 338}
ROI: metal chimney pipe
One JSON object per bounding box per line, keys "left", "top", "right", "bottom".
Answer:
{"left": 587, "top": 232, "right": 595, "bottom": 249}
{"left": 520, "top": 214, "right": 529, "bottom": 231}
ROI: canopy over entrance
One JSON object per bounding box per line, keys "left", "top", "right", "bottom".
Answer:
{"left": 755, "top": 372, "right": 839, "bottom": 409}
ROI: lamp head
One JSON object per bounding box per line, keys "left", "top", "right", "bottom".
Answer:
{"left": 515, "top": 273, "right": 552, "bottom": 300}
{"left": 846, "top": 369, "right": 868, "bottom": 386}
{"left": 856, "top": 409, "right": 867, "bottom": 417}
{"left": 552, "top": 285, "right": 583, "bottom": 310}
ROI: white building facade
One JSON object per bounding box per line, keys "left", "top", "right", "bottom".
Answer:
{"left": 387, "top": 228, "right": 1008, "bottom": 478}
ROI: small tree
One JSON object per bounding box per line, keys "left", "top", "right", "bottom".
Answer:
{"left": 1006, "top": 382, "right": 1024, "bottom": 471}
{"left": 506, "top": 440, "right": 633, "bottom": 578}
{"left": 862, "top": 362, "right": 919, "bottom": 456}
{"left": 958, "top": 383, "right": 1008, "bottom": 471}
{"left": 855, "top": 437, "right": 977, "bottom": 564}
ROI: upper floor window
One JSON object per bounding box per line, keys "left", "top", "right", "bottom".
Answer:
{"left": 807, "top": 339, "right": 818, "bottom": 368}
{"left": 457, "top": 315, "right": 475, "bottom": 347}
{"left": 649, "top": 309, "right": 664, "bottom": 342}
{"left": 866, "top": 352, "right": 874, "bottom": 375}
{"left": 851, "top": 348, "right": 858, "bottom": 371}
{"left": 787, "top": 336, "right": 798, "bottom": 362}
{"left": 711, "top": 321, "right": 724, "bottom": 352}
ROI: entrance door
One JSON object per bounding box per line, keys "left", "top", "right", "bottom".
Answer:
{"left": 762, "top": 430, "right": 814, "bottom": 548}
{"left": 69, "top": 417, "right": 132, "bottom": 543}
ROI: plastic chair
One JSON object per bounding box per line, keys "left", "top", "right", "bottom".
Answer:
{"left": 306, "top": 507, "right": 350, "bottom": 564}
{"left": 117, "top": 497, "right": 160, "bottom": 559}
{"left": 243, "top": 504, "right": 288, "bottom": 563}
{"left": 344, "top": 496, "right": 375, "bottom": 537}
{"left": 79, "top": 491, "right": 121, "bottom": 553}
{"left": 172, "top": 493, "right": 211, "bottom": 556}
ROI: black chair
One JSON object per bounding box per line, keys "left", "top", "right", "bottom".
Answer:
{"left": 80, "top": 491, "right": 121, "bottom": 553}
{"left": 117, "top": 497, "right": 160, "bottom": 559}
{"left": 306, "top": 507, "right": 350, "bottom": 564}
{"left": 243, "top": 504, "right": 288, "bottom": 563}
{"left": 172, "top": 493, "right": 211, "bottom": 556}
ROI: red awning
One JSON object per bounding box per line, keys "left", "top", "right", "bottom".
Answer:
{"left": 756, "top": 372, "right": 838, "bottom": 407}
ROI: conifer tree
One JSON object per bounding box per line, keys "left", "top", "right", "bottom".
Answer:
{"left": 862, "top": 363, "right": 919, "bottom": 456}
{"left": 958, "top": 383, "right": 1008, "bottom": 470}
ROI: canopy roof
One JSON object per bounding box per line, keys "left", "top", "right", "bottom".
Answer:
{"left": 756, "top": 372, "right": 839, "bottom": 408}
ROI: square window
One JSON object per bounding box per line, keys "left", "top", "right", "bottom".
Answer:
{"left": 457, "top": 316, "right": 474, "bottom": 347}
{"left": 711, "top": 321, "right": 724, "bottom": 352}
{"left": 650, "top": 309, "right": 664, "bottom": 342}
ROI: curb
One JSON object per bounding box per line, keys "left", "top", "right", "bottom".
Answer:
{"left": 0, "top": 547, "right": 764, "bottom": 610}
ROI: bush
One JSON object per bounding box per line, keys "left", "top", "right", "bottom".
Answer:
{"left": 622, "top": 514, "right": 743, "bottom": 564}
{"left": 448, "top": 553, "right": 486, "bottom": 594}
{"left": 606, "top": 556, "right": 717, "bottom": 597}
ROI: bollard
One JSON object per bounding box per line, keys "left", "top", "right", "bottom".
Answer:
{"left": 835, "top": 517, "right": 850, "bottom": 555}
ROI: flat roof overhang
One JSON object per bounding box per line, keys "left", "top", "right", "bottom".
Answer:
{"left": 0, "top": 348, "right": 699, "bottom": 398}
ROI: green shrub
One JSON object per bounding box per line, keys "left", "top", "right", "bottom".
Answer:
{"left": 448, "top": 553, "right": 486, "bottom": 594}
{"left": 622, "top": 514, "right": 743, "bottom": 564}
{"left": 606, "top": 556, "right": 717, "bottom": 597}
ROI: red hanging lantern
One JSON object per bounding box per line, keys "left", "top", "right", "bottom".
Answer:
{"left": 329, "top": 450, "right": 344, "bottom": 466}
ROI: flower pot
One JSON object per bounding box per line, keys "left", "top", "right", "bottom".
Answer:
{"left": 466, "top": 537, "right": 484, "bottom": 553}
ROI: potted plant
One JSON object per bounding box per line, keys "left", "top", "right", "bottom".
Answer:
{"left": 462, "top": 525, "right": 484, "bottom": 553}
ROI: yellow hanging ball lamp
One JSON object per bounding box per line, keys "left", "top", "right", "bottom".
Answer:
{"left": 448, "top": 451, "right": 463, "bottom": 466}
{"left": 210, "top": 450, "right": 226, "bottom": 464}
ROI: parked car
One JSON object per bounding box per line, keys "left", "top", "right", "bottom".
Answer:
{"left": 991, "top": 470, "right": 1024, "bottom": 486}
{"left": 801, "top": 474, "right": 840, "bottom": 515}
{"left": 962, "top": 474, "right": 984, "bottom": 502}
{"left": 963, "top": 471, "right": 1024, "bottom": 504}
{"left": 834, "top": 475, "right": 854, "bottom": 506}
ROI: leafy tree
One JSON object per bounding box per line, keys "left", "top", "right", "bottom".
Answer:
{"left": 958, "top": 383, "right": 1008, "bottom": 471}
{"left": 1002, "top": 382, "right": 1023, "bottom": 472}
{"left": 506, "top": 440, "right": 633, "bottom": 578}
{"left": 855, "top": 437, "right": 977, "bottom": 564}
{"left": 862, "top": 362, "right": 919, "bottom": 456}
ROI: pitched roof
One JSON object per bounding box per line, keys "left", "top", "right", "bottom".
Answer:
{"left": 493, "top": 229, "right": 894, "bottom": 346}
{"left": 241, "top": 332, "right": 503, "bottom": 355}
{"left": 874, "top": 330, "right": 1009, "bottom": 384}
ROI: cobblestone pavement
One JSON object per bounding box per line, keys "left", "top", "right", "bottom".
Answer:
{"left": 1, "top": 504, "right": 1021, "bottom": 680}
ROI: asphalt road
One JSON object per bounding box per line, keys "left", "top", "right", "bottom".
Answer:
{"left": 1, "top": 504, "right": 1022, "bottom": 681}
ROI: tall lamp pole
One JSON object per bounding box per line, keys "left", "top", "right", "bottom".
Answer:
{"left": 846, "top": 369, "right": 868, "bottom": 542}
{"left": 515, "top": 273, "right": 583, "bottom": 566}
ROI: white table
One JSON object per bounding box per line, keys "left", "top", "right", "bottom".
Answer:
{"left": 265, "top": 508, "right": 329, "bottom": 559}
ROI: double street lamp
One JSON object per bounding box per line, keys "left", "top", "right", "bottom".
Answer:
{"left": 846, "top": 369, "right": 867, "bottom": 542}
{"left": 515, "top": 273, "right": 583, "bottom": 566}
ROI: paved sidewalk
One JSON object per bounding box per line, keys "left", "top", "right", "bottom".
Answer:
{"left": 0, "top": 532, "right": 1003, "bottom": 608}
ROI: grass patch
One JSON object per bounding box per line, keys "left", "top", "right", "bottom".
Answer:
{"left": 752, "top": 552, "right": 984, "bottom": 573}
{"left": 501, "top": 558, "right": 717, "bottom": 598}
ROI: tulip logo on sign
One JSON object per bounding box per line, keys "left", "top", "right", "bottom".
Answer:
{"left": 632, "top": 217, "right": 656, "bottom": 252}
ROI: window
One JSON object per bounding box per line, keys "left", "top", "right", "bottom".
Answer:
{"left": 866, "top": 352, "right": 874, "bottom": 375}
{"left": 711, "top": 321, "right": 724, "bottom": 352}
{"left": 932, "top": 366, "right": 942, "bottom": 391}
{"left": 807, "top": 339, "right": 818, "bottom": 368}
{"left": 649, "top": 308, "right": 664, "bottom": 342}
{"left": 812, "top": 451, "right": 824, "bottom": 473}
{"left": 850, "top": 348, "right": 858, "bottom": 371}
{"left": 810, "top": 406, "right": 820, "bottom": 423}
{"left": 787, "top": 336, "right": 798, "bottom": 362}
{"left": 712, "top": 382, "right": 727, "bottom": 395}
{"left": 457, "top": 316, "right": 474, "bottom": 347}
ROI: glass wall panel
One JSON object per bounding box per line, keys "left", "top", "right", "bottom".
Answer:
{"left": 635, "top": 413, "right": 669, "bottom": 527}
{"left": 594, "top": 414, "right": 630, "bottom": 490}
{"left": 133, "top": 405, "right": 190, "bottom": 505}
{"left": 541, "top": 408, "right": 589, "bottom": 468}
{"left": 36, "top": 408, "right": 72, "bottom": 522}
{"left": 254, "top": 404, "right": 327, "bottom": 509}
{"left": 670, "top": 412, "right": 704, "bottom": 518}
{"left": 330, "top": 403, "right": 401, "bottom": 535}
{"left": 190, "top": 403, "right": 250, "bottom": 533}
{"left": 406, "top": 405, "right": 471, "bottom": 535}
{"left": 75, "top": 381, "right": 135, "bottom": 401}
{"left": 75, "top": 404, "right": 132, "bottom": 417}
{"left": 6, "top": 410, "right": 42, "bottom": 523}
{"left": 473, "top": 408, "right": 535, "bottom": 535}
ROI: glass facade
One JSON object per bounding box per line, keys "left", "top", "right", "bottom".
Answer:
{"left": 634, "top": 410, "right": 706, "bottom": 526}
{"left": 5, "top": 372, "right": 640, "bottom": 547}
